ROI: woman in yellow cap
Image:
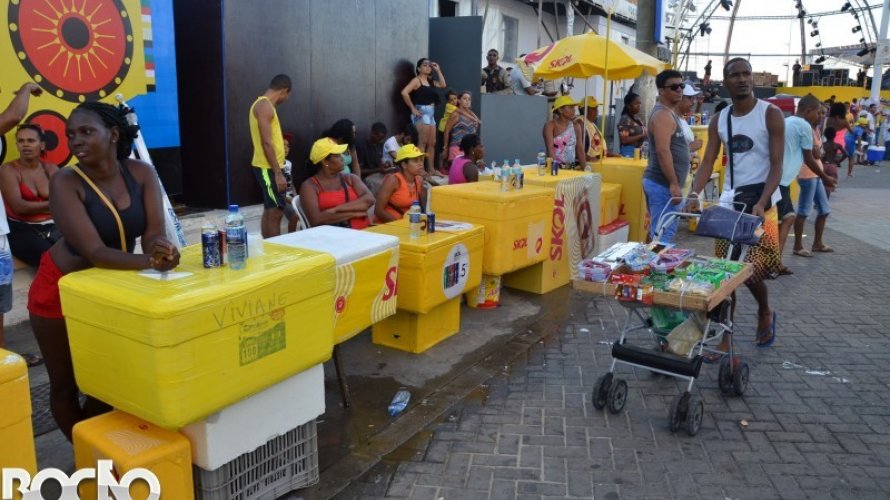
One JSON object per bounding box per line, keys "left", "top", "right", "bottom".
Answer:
{"left": 543, "top": 96, "right": 585, "bottom": 166}
{"left": 575, "top": 96, "right": 620, "bottom": 162}
{"left": 374, "top": 144, "right": 427, "bottom": 223}
{"left": 300, "top": 137, "right": 374, "bottom": 229}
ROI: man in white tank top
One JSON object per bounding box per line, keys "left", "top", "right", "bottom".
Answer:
{"left": 689, "top": 58, "right": 782, "bottom": 349}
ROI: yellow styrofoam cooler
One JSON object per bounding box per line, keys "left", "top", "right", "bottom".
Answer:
{"left": 366, "top": 221, "right": 484, "bottom": 314}
{"left": 371, "top": 296, "right": 461, "bottom": 353}
{"left": 268, "top": 226, "right": 400, "bottom": 344}
{"left": 591, "top": 158, "right": 650, "bottom": 242}
{"left": 504, "top": 168, "right": 602, "bottom": 294}
{"left": 600, "top": 182, "right": 622, "bottom": 227}
{"left": 0, "top": 350, "right": 36, "bottom": 475}
{"left": 429, "top": 182, "right": 554, "bottom": 276}
{"left": 59, "top": 242, "right": 336, "bottom": 429}
{"left": 74, "top": 411, "right": 193, "bottom": 500}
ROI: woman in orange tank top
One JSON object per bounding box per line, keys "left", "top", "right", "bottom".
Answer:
{"left": 299, "top": 138, "right": 374, "bottom": 229}
{"left": 374, "top": 144, "right": 427, "bottom": 223}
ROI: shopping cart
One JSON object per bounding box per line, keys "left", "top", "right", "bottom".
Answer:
{"left": 587, "top": 198, "right": 763, "bottom": 436}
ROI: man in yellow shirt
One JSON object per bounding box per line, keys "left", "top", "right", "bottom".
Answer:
{"left": 249, "top": 74, "right": 292, "bottom": 237}
{"left": 576, "top": 96, "right": 619, "bottom": 162}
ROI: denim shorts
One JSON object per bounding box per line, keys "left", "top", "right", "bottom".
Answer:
{"left": 642, "top": 177, "right": 680, "bottom": 243}
{"left": 412, "top": 104, "right": 436, "bottom": 126}
{"left": 796, "top": 178, "right": 830, "bottom": 217}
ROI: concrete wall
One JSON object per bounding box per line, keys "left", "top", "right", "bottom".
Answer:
{"left": 175, "top": 0, "right": 427, "bottom": 208}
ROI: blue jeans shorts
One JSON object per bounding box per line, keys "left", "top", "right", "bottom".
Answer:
{"left": 796, "top": 178, "right": 830, "bottom": 217}
{"left": 412, "top": 104, "right": 436, "bottom": 126}
{"left": 643, "top": 177, "right": 680, "bottom": 243}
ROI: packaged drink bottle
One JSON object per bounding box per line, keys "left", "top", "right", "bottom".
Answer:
{"left": 512, "top": 159, "right": 523, "bottom": 189}
{"left": 493, "top": 161, "right": 501, "bottom": 180}
{"left": 225, "top": 204, "right": 247, "bottom": 270}
{"left": 640, "top": 141, "right": 650, "bottom": 161}
{"left": 500, "top": 159, "right": 512, "bottom": 192}
{"left": 537, "top": 150, "right": 546, "bottom": 176}
{"left": 388, "top": 388, "right": 411, "bottom": 416}
{"left": 408, "top": 201, "right": 423, "bottom": 239}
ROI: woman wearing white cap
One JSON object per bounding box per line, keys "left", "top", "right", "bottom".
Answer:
{"left": 543, "top": 96, "right": 586, "bottom": 166}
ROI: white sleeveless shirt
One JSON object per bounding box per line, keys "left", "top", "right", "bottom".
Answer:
{"left": 717, "top": 99, "right": 774, "bottom": 192}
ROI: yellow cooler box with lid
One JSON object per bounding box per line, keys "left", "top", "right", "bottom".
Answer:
{"left": 59, "top": 243, "right": 336, "bottom": 429}
{"left": 268, "top": 226, "right": 400, "bottom": 344}
{"left": 430, "top": 182, "right": 554, "bottom": 276}
{"left": 591, "top": 158, "right": 650, "bottom": 242}
{"left": 74, "top": 411, "right": 193, "bottom": 500}
{"left": 0, "top": 350, "right": 36, "bottom": 475}
{"left": 599, "top": 182, "right": 622, "bottom": 226}
{"left": 367, "top": 221, "right": 484, "bottom": 352}
{"left": 503, "top": 168, "right": 602, "bottom": 294}
{"left": 366, "top": 221, "right": 484, "bottom": 314}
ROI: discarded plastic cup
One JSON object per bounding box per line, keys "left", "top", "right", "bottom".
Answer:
{"left": 388, "top": 388, "right": 411, "bottom": 416}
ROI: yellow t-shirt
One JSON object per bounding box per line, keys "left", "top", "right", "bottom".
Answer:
{"left": 438, "top": 103, "right": 458, "bottom": 132}
{"left": 249, "top": 96, "right": 285, "bottom": 169}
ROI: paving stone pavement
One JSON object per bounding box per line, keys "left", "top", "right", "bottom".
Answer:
{"left": 336, "top": 166, "right": 890, "bottom": 500}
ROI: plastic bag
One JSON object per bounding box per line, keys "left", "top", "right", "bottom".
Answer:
{"left": 666, "top": 314, "right": 704, "bottom": 357}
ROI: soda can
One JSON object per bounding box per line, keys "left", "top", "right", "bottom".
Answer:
{"left": 201, "top": 224, "right": 221, "bottom": 268}
{"left": 218, "top": 228, "right": 227, "bottom": 265}
{"left": 551, "top": 159, "right": 559, "bottom": 176}
{"left": 426, "top": 212, "right": 436, "bottom": 233}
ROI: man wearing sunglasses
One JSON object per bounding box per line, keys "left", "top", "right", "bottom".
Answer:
{"left": 643, "top": 69, "right": 689, "bottom": 243}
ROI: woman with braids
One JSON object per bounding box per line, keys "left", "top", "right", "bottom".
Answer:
{"left": 617, "top": 91, "right": 647, "bottom": 158}
{"left": 28, "top": 102, "right": 180, "bottom": 440}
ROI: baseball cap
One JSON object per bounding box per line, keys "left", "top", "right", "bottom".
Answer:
{"left": 857, "top": 116, "right": 869, "bottom": 125}
{"left": 683, "top": 84, "right": 701, "bottom": 97}
{"left": 582, "top": 96, "right": 599, "bottom": 108}
{"left": 394, "top": 144, "right": 426, "bottom": 163}
{"left": 551, "top": 95, "right": 579, "bottom": 113}
{"left": 309, "top": 137, "right": 347, "bottom": 164}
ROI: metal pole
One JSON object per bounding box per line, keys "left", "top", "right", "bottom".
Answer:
{"left": 599, "top": 7, "right": 613, "bottom": 148}
{"left": 471, "top": 0, "right": 478, "bottom": 16}
{"left": 798, "top": 12, "right": 807, "bottom": 64}
{"left": 538, "top": 0, "right": 544, "bottom": 47}
{"left": 723, "top": 0, "right": 742, "bottom": 65}
{"left": 565, "top": 0, "right": 574, "bottom": 37}
{"left": 870, "top": 0, "right": 890, "bottom": 103}
{"left": 571, "top": 2, "right": 598, "bottom": 34}
{"left": 672, "top": 0, "right": 690, "bottom": 67}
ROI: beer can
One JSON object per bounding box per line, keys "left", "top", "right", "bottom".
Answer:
{"left": 202, "top": 224, "right": 221, "bottom": 268}
{"left": 546, "top": 157, "right": 553, "bottom": 176}
{"left": 426, "top": 212, "right": 436, "bottom": 233}
{"left": 550, "top": 159, "right": 559, "bottom": 176}
{"left": 633, "top": 148, "right": 641, "bottom": 160}
{"left": 218, "top": 228, "right": 227, "bottom": 265}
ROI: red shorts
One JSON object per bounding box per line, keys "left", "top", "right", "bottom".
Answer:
{"left": 28, "top": 251, "right": 65, "bottom": 319}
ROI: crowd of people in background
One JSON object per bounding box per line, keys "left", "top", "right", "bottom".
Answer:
{"left": 2, "top": 47, "right": 886, "bottom": 437}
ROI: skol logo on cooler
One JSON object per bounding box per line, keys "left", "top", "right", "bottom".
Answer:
{"left": 382, "top": 266, "right": 398, "bottom": 301}
{"left": 573, "top": 189, "right": 595, "bottom": 258}
{"left": 550, "top": 195, "right": 567, "bottom": 261}
{"left": 2, "top": 461, "right": 160, "bottom": 499}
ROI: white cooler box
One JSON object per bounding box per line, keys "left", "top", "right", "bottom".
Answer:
{"left": 182, "top": 364, "right": 324, "bottom": 470}
{"left": 594, "top": 220, "right": 630, "bottom": 255}
{"left": 268, "top": 226, "right": 400, "bottom": 344}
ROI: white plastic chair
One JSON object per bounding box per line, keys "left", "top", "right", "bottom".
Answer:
{"left": 290, "top": 195, "right": 311, "bottom": 230}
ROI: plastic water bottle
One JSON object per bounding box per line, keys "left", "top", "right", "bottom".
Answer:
{"left": 388, "top": 388, "right": 411, "bottom": 417}
{"left": 513, "top": 159, "right": 523, "bottom": 190}
{"left": 225, "top": 204, "right": 247, "bottom": 270}
{"left": 408, "top": 201, "right": 423, "bottom": 239}
{"left": 640, "top": 141, "right": 650, "bottom": 161}
{"left": 500, "top": 159, "right": 511, "bottom": 192}
{"left": 536, "top": 150, "right": 546, "bottom": 176}
{"left": 493, "top": 161, "right": 501, "bottom": 180}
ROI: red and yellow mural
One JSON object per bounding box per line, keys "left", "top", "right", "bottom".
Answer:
{"left": 1, "top": 0, "right": 153, "bottom": 165}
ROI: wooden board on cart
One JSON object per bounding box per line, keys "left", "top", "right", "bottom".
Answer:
{"left": 572, "top": 262, "right": 753, "bottom": 312}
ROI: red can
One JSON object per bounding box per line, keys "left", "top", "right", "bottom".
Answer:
{"left": 218, "top": 229, "right": 227, "bottom": 265}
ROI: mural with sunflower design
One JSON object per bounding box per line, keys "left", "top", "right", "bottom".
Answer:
{"left": 1, "top": 0, "right": 179, "bottom": 167}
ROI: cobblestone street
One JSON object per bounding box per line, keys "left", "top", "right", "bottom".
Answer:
{"left": 336, "top": 166, "right": 890, "bottom": 500}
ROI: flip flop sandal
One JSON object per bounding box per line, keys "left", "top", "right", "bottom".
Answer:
{"left": 812, "top": 246, "right": 834, "bottom": 253}
{"left": 755, "top": 312, "right": 777, "bottom": 348}
{"left": 778, "top": 267, "right": 794, "bottom": 276}
{"left": 793, "top": 249, "right": 813, "bottom": 257}
{"left": 22, "top": 353, "right": 44, "bottom": 368}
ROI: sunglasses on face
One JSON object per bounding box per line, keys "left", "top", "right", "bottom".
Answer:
{"left": 661, "top": 83, "right": 684, "bottom": 91}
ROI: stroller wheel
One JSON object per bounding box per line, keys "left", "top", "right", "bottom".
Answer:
{"left": 606, "top": 378, "right": 628, "bottom": 414}
{"left": 668, "top": 392, "right": 688, "bottom": 433}
{"left": 592, "top": 373, "right": 613, "bottom": 410}
{"left": 685, "top": 394, "right": 704, "bottom": 436}
{"left": 732, "top": 361, "right": 750, "bottom": 396}
{"left": 718, "top": 357, "right": 734, "bottom": 394}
